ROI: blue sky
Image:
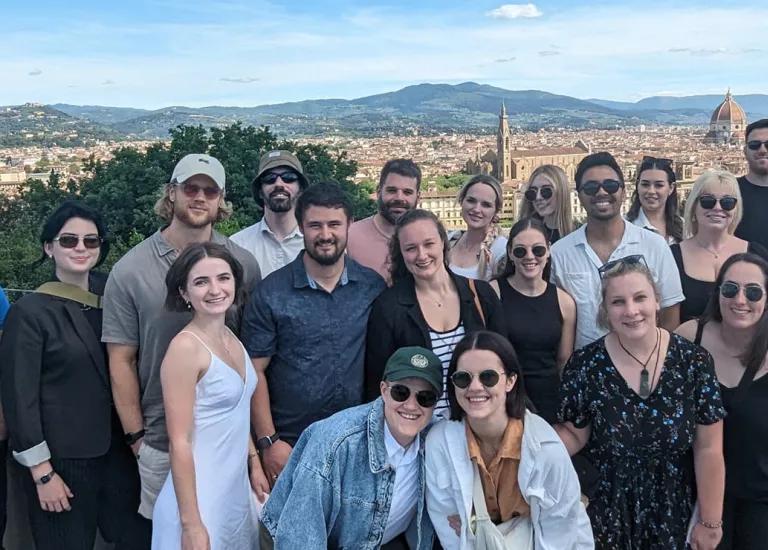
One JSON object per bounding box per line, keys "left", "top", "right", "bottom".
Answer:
{"left": 2, "top": 1, "right": 763, "bottom": 108}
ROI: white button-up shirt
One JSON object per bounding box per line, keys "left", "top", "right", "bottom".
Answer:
{"left": 630, "top": 209, "right": 681, "bottom": 245}
{"left": 550, "top": 220, "right": 684, "bottom": 349}
{"left": 381, "top": 421, "right": 420, "bottom": 544}
{"left": 230, "top": 218, "right": 304, "bottom": 278}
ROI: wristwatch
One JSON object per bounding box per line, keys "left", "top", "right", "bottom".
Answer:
{"left": 256, "top": 432, "right": 280, "bottom": 452}
{"left": 35, "top": 470, "right": 56, "bottom": 486}
{"left": 124, "top": 429, "right": 146, "bottom": 446}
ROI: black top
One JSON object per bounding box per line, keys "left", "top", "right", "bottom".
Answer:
{"left": 670, "top": 241, "right": 768, "bottom": 323}
{"left": 499, "top": 280, "right": 562, "bottom": 423}
{"left": 735, "top": 176, "right": 768, "bottom": 251}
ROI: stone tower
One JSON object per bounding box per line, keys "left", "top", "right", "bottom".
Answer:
{"left": 497, "top": 102, "right": 511, "bottom": 182}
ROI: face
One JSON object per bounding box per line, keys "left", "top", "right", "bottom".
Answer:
{"left": 528, "top": 175, "right": 556, "bottom": 218}
{"left": 579, "top": 166, "right": 625, "bottom": 221}
{"left": 170, "top": 175, "right": 222, "bottom": 229}
{"left": 637, "top": 169, "right": 673, "bottom": 214}
{"left": 181, "top": 257, "right": 236, "bottom": 315}
{"left": 694, "top": 182, "right": 737, "bottom": 234}
{"left": 719, "top": 261, "right": 767, "bottom": 330}
{"left": 453, "top": 349, "right": 515, "bottom": 423}
{"left": 398, "top": 218, "right": 445, "bottom": 281}
{"left": 301, "top": 205, "right": 349, "bottom": 266}
{"left": 745, "top": 128, "right": 768, "bottom": 177}
{"left": 44, "top": 217, "right": 101, "bottom": 278}
{"left": 604, "top": 271, "right": 659, "bottom": 340}
{"left": 378, "top": 173, "right": 419, "bottom": 225}
{"left": 380, "top": 377, "right": 435, "bottom": 446}
{"left": 461, "top": 183, "right": 498, "bottom": 230}
{"left": 509, "top": 228, "right": 549, "bottom": 280}
{"left": 260, "top": 167, "right": 301, "bottom": 213}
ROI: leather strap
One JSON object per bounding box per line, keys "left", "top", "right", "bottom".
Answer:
{"left": 468, "top": 279, "right": 486, "bottom": 327}
{"left": 36, "top": 282, "right": 102, "bottom": 309}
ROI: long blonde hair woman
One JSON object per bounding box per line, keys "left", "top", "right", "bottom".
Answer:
{"left": 519, "top": 164, "right": 574, "bottom": 243}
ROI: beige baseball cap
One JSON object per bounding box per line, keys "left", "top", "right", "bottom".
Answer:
{"left": 171, "top": 154, "right": 226, "bottom": 191}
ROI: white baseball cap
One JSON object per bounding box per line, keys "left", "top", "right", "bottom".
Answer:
{"left": 170, "top": 154, "right": 226, "bottom": 191}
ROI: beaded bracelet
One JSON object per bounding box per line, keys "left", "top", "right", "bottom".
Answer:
{"left": 697, "top": 519, "right": 723, "bottom": 529}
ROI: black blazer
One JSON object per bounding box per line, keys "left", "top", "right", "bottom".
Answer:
{"left": 364, "top": 271, "right": 508, "bottom": 400}
{"left": 0, "top": 274, "right": 112, "bottom": 460}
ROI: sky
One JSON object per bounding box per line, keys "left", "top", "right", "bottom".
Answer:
{"left": 2, "top": 0, "right": 763, "bottom": 109}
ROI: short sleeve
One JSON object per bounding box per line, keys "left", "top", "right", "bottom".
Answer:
{"left": 101, "top": 268, "right": 139, "bottom": 345}
{"left": 240, "top": 283, "right": 277, "bottom": 358}
{"left": 692, "top": 348, "right": 726, "bottom": 425}
{"left": 558, "top": 349, "right": 593, "bottom": 428}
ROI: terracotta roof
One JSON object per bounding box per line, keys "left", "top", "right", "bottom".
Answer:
{"left": 509, "top": 146, "right": 586, "bottom": 157}
{"left": 710, "top": 90, "right": 747, "bottom": 124}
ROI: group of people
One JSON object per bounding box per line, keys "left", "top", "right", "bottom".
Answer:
{"left": 0, "top": 117, "right": 766, "bottom": 550}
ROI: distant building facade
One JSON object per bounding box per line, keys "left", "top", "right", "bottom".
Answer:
{"left": 704, "top": 90, "right": 747, "bottom": 145}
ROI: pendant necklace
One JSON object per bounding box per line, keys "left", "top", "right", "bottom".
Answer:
{"left": 617, "top": 328, "right": 660, "bottom": 399}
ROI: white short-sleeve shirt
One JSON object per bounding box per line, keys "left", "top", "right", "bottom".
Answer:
{"left": 230, "top": 218, "right": 304, "bottom": 278}
{"left": 550, "top": 220, "right": 684, "bottom": 349}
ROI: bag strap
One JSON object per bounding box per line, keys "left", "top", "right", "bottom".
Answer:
{"left": 694, "top": 319, "right": 704, "bottom": 345}
{"left": 36, "top": 282, "right": 102, "bottom": 309}
{"left": 468, "top": 279, "right": 486, "bottom": 328}
{"left": 471, "top": 462, "right": 491, "bottom": 522}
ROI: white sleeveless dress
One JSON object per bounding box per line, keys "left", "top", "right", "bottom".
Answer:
{"left": 152, "top": 331, "right": 258, "bottom": 550}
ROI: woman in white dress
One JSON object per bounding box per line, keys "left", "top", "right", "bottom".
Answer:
{"left": 152, "top": 242, "right": 268, "bottom": 550}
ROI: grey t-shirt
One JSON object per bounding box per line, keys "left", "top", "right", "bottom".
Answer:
{"left": 101, "top": 229, "right": 261, "bottom": 452}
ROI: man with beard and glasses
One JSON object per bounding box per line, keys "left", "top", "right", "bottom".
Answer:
{"left": 102, "top": 154, "right": 261, "bottom": 545}
{"left": 232, "top": 150, "right": 309, "bottom": 277}
{"left": 348, "top": 158, "right": 421, "bottom": 279}
{"left": 242, "top": 183, "right": 385, "bottom": 487}
{"left": 735, "top": 119, "right": 768, "bottom": 250}
{"left": 550, "top": 152, "right": 683, "bottom": 348}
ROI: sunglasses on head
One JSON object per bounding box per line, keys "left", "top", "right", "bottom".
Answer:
{"left": 54, "top": 234, "right": 102, "bottom": 249}
{"left": 580, "top": 179, "right": 623, "bottom": 196}
{"left": 260, "top": 171, "right": 300, "bottom": 185}
{"left": 388, "top": 383, "right": 438, "bottom": 408}
{"left": 451, "top": 369, "right": 506, "bottom": 389}
{"left": 720, "top": 281, "right": 765, "bottom": 302}
{"left": 641, "top": 156, "right": 673, "bottom": 169}
{"left": 176, "top": 181, "right": 222, "bottom": 199}
{"left": 747, "top": 140, "right": 768, "bottom": 151}
{"left": 597, "top": 254, "right": 647, "bottom": 278}
{"left": 698, "top": 195, "right": 737, "bottom": 211}
{"left": 511, "top": 245, "right": 547, "bottom": 259}
{"left": 524, "top": 186, "right": 553, "bottom": 201}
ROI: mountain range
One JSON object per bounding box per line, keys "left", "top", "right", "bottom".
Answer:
{"left": 2, "top": 82, "right": 767, "bottom": 146}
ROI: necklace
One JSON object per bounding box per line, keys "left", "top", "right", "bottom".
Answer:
{"left": 692, "top": 237, "right": 723, "bottom": 259}
{"left": 617, "top": 328, "right": 660, "bottom": 399}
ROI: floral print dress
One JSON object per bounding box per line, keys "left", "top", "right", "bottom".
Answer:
{"left": 559, "top": 333, "right": 725, "bottom": 549}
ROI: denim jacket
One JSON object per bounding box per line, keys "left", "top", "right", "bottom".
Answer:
{"left": 261, "top": 398, "right": 435, "bottom": 549}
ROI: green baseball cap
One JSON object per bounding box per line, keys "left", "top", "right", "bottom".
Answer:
{"left": 382, "top": 347, "right": 443, "bottom": 394}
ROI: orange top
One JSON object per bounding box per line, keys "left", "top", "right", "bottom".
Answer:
{"left": 466, "top": 418, "right": 530, "bottom": 523}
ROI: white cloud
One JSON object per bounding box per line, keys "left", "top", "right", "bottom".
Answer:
{"left": 220, "top": 76, "right": 260, "bottom": 84}
{"left": 538, "top": 50, "right": 560, "bottom": 57}
{"left": 101, "top": 79, "right": 115, "bottom": 86}
{"left": 28, "top": 68, "right": 42, "bottom": 76}
{"left": 486, "top": 3, "right": 542, "bottom": 20}
{"left": 495, "top": 57, "right": 516, "bottom": 63}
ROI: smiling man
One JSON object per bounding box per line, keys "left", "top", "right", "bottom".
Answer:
{"left": 550, "top": 152, "right": 684, "bottom": 348}
{"left": 735, "top": 119, "right": 768, "bottom": 250}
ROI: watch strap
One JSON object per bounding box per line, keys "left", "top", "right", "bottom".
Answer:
{"left": 256, "top": 432, "right": 280, "bottom": 451}
{"left": 124, "top": 429, "right": 146, "bottom": 446}
{"left": 35, "top": 470, "right": 56, "bottom": 486}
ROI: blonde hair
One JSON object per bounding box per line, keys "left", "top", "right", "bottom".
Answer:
{"left": 596, "top": 261, "right": 660, "bottom": 330}
{"left": 519, "top": 165, "right": 573, "bottom": 237}
{"left": 153, "top": 184, "right": 233, "bottom": 224}
{"left": 683, "top": 170, "right": 742, "bottom": 239}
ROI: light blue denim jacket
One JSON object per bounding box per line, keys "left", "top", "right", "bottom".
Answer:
{"left": 261, "top": 398, "right": 435, "bottom": 549}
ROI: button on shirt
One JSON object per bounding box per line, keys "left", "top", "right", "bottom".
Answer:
{"left": 241, "top": 252, "right": 385, "bottom": 444}
{"left": 381, "top": 422, "right": 420, "bottom": 544}
{"left": 550, "top": 221, "right": 684, "bottom": 349}
{"left": 231, "top": 218, "right": 304, "bottom": 277}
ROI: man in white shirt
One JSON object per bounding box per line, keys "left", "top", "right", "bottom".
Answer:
{"left": 231, "top": 150, "right": 308, "bottom": 276}
{"left": 551, "top": 152, "right": 684, "bottom": 349}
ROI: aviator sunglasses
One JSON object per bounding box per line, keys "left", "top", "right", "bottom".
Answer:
{"left": 388, "top": 383, "right": 438, "bottom": 408}
{"left": 53, "top": 234, "right": 102, "bottom": 249}
{"left": 511, "top": 245, "right": 547, "bottom": 259}
{"left": 597, "top": 254, "right": 647, "bottom": 278}
{"left": 747, "top": 140, "right": 768, "bottom": 151}
{"left": 698, "top": 195, "right": 737, "bottom": 211}
{"left": 579, "top": 179, "right": 623, "bottom": 196}
{"left": 451, "top": 369, "right": 506, "bottom": 389}
{"left": 260, "top": 171, "right": 300, "bottom": 185}
{"left": 720, "top": 281, "right": 765, "bottom": 302}
{"left": 176, "top": 181, "right": 222, "bottom": 199}
{"left": 524, "top": 186, "right": 554, "bottom": 201}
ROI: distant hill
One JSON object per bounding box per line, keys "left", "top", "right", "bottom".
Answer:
{"left": 586, "top": 94, "right": 768, "bottom": 120}
{"left": 0, "top": 103, "right": 118, "bottom": 147}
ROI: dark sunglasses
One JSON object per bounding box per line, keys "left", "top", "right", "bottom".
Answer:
{"left": 720, "top": 281, "right": 765, "bottom": 302}
{"left": 747, "top": 140, "right": 768, "bottom": 151}
{"left": 54, "top": 234, "right": 102, "bottom": 249}
{"left": 580, "top": 179, "right": 623, "bottom": 196}
{"left": 177, "top": 181, "right": 222, "bottom": 199}
{"left": 698, "top": 195, "right": 737, "bottom": 211}
{"left": 388, "top": 383, "right": 438, "bottom": 408}
{"left": 524, "top": 186, "right": 554, "bottom": 201}
{"left": 451, "top": 369, "right": 505, "bottom": 389}
{"left": 641, "top": 156, "right": 673, "bottom": 169}
{"left": 511, "top": 245, "right": 547, "bottom": 258}
{"left": 598, "top": 254, "right": 647, "bottom": 278}
{"left": 260, "top": 171, "right": 300, "bottom": 185}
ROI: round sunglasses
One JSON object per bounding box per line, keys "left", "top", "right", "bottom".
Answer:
{"left": 698, "top": 195, "right": 737, "bottom": 211}
{"left": 524, "top": 186, "right": 553, "bottom": 201}
{"left": 451, "top": 369, "right": 506, "bottom": 389}
{"left": 388, "top": 383, "right": 438, "bottom": 408}
{"left": 511, "top": 245, "right": 547, "bottom": 259}
{"left": 580, "top": 179, "right": 623, "bottom": 196}
{"left": 260, "top": 171, "right": 300, "bottom": 185}
{"left": 176, "top": 181, "right": 222, "bottom": 199}
{"left": 53, "top": 234, "right": 102, "bottom": 249}
{"left": 720, "top": 281, "right": 765, "bottom": 302}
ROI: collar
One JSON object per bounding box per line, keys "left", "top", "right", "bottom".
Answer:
{"left": 571, "top": 219, "right": 641, "bottom": 249}
{"left": 290, "top": 252, "right": 359, "bottom": 290}
{"left": 256, "top": 217, "right": 303, "bottom": 240}
{"left": 152, "top": 228, "right": 227, "bottom": 258}
{"left": 384, "top": 420, "right": 420, "bottom": 468}
{"left": 633, "top": 209, "right": 660, "bottom": 234}
{"left": 466, "top": 418, "right": 523, "bottom": 467}
{"left": 367, "top": 398, "right": 391, "bottom": 473}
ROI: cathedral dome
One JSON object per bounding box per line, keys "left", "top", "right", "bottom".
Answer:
{"left": 710, "top": 90, "right": 747, "bottom": 125}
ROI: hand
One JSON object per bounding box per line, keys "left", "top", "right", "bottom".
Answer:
{"left": 36, "top": 474, "right": 74, "bottom": 513}
{"left": 181, "top": 523, "right": 210, "bottom": 550}
{"left": 249, "top": 456, "right": 270, "bottom": 503}
{"left": 262, "top": 440, "right": 293, "bottom": 489}
{"left": 448, "top": 514, "right": 462, "bottom": 537}
{"left": 690, "top": 522, "right": 722, "bottom": 550}
{"left": 130, "top": 437, "right": 143, "bottom": 458}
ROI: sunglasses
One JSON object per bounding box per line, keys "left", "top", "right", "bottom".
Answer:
{"left": 698, "top": 195, "right": 737, "bottom": 211}
{"left": 451, "top": 369, "right": 506, "bottom": 389}
{"left": 524, "top": 186, "right": 553, "bottom": 201}
{"left": 260, "top": 171, "right": 300, "bottom": 185}
{"left": 388, "top": 383, "right": 438, "bottom": 408}
{"left": 641, "top": 156, "right": 673, "bottom": 169}
{"left": 747, "top": 140, "right": 768, "bottom": 151}
{"left": 511, "top": 245, "right": 547, "bottom": 259}
{"left": 54, "top": 234, "right": 102, "bottom": 249}
{"left": 720, "top": 281, "right": 765, "bottom": 302}
{"left": 580, "top": 179, "right": 623, "bottom": 196}
{"left": 597, "top": 254, "right": 647, "bottom": 278}
{"left": 177, "top": 181, "right": 222, "bottom": 199}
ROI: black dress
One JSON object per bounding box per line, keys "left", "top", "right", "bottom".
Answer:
{"left": 558, "top": 334, "right": 725, "bottom": 549}
{"left": 499, "top": 280, "right": 562, "bottom": 423}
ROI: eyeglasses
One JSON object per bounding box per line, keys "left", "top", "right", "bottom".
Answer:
{"left": 641, "top": 156, "right": 673, "bottom": 169}
{"left": 451, "top": 369, "right": 506, "bottom": 389}
{"left": 176, "top": 181, "right": 222, "bottom": 199}
{"left": 388, "top": 383, "right": 438, "bottom": 408}
{"left": 579, "top": 179, "right": 624, "bottom": 196}
{"left": 260, "top": 171, "right": 300, "bottom": 185}
{"left": 747, "top": 140, "right": 768, "bottom": 151}
{"left": 511, "top": 245, "right": 547, "bottom": 258}
{"left": 53, "top": 234, "right": 102, "bottom": 249}
{"left": 698, "top": 195, "right": 738, "bottom": 211}
{"left": 524, "top": 186, "right": 553, "bottom": 201}
{"left": 720, "top": 281, "right": 765, "bottom": 302}
{"left": 597, "top": 254, "right": 647, "bottom": 278}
